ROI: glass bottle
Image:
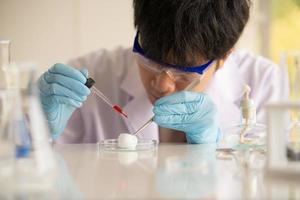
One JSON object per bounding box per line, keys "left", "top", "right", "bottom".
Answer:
{"left": 221, "top": 85, "right": 266, "bottom": 150}
{"left": 3, "top": 63, "right": 58, "bottom": 197}
{"left": 0, "top": 40, "right": 11, "bottom": 89}
{"left": 281, "top": 52, "right": 300, "bottom": 162}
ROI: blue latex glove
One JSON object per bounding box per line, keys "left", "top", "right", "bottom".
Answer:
{"left": 153, "top": 91, "right": 219, "bottom": 144}
{"left": 37, "top": 63, "right": 90, "bottom": 139}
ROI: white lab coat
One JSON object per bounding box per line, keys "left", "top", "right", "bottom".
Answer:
{"left": 57, "top": 47, "right": 287, "bottom": 144}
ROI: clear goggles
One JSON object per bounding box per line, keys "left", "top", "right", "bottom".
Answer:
{"left": 132, "top": 31, "right": 215, "bottom": 84}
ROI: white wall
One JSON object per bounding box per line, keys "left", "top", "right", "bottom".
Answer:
{"left": 0, "top": 0, "right": 134, "bottom": 69}
{"left": 0, "top": 0, "right": 266, "bottom": 70}
{"left": 237, "top": 0, "right": 271, "bottom": 57}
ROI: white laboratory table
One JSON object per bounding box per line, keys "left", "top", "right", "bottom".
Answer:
{"left": 50, "top": 143, "right": 300, "bottom": 199}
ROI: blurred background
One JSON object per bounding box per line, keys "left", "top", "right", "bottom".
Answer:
{"left": 0, "top": 0, "right": 299, "bottom": 70}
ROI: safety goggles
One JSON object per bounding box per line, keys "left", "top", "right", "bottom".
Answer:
{"left": 132, "top": 32, "right": 215, "bottom": 84}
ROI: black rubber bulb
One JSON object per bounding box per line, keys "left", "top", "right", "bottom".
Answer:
{"left": 85, "top": 77, "right": 96, "bottom": 89}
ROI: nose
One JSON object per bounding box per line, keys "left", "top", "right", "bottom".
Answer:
{"left": 151, "top": 70, "right": 176, "bottom": 95}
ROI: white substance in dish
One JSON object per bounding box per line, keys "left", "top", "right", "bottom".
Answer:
{"left": 117, "top": 133, "right": 138, "bottom": 149}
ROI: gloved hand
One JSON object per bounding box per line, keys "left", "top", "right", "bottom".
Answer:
{"left": 37, "top": 63, "right": 90, "bottom": 139}
{"left": 153, "top": 91, "right": 219, "bottom": 144}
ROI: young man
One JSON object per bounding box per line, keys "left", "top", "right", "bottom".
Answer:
{"left": 38, "top": 0, "right": 285, "bottom": 144}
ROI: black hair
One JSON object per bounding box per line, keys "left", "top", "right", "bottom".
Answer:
{"left": 133, "top": 0, "right": 251, "bottom": 66}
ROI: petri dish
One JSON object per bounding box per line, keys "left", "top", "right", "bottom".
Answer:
{"left": 98, "top": 139, "right": 158, "bottom": 152}
{"left": 222, "top": 123, "right": 267, "bottom": 147}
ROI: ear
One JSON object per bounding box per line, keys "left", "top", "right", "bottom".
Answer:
{"left": 216, "top": 48, "right": 234, "bottom": 70}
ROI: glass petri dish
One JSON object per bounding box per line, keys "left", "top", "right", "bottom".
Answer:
{"left": 98, "top": 139, "right": 158, "bottom": 152}
{"left": 222, "top": 123, "right": 267, "bottom": 147}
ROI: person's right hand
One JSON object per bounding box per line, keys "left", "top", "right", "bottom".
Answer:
{"left": 37, "top": 63, "right": 90, "bottom": 139}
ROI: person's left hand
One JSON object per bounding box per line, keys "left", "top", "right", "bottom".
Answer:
{"left": 153, "top": 91, "right": 220, "bottom": 144}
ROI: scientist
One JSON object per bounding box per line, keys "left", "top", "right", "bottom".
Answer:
{"left": 38, "top": 0, "right": 285, "bottom": 144}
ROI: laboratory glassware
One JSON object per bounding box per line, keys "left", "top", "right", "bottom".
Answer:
{"left": 98, "top": 139, "right": 157, "bottom": 152}
{"left": 265, "top": 103, "right": 300, "bottom": 177}
{"left": 0, "top": 40, "right": 10, "bottom": 66}
{"left": 0, "top": 89, "right": 17, "bottom": 196}
{"left": 0, "top": 40, "right": 11, "bottom": 89}
{"left": 5, "top": 63, "right": 34, "bottom": 158}
{"left": 221, "top": 84, "right": 266, "bottom": 150}
{"left": 0, "top": 90, "right": 15, "bottom": 166}
{"left": 217, "top": 85, "right": 267, "bottom": 178}
{"left": 280, "top": 51, "right": 300, "bottom": 161}
{"left": 3, "top": 63, "right": 58, "bottom": 196}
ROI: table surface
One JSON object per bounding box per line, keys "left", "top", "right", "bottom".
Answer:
{"left": 46, "top": 143, "right": 300, "bottom": 199}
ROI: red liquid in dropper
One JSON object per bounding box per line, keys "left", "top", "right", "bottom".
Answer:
{"left": 113, "top": 105, "right": 128, "bottom": 118}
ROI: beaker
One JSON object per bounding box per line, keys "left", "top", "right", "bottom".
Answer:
{"left": 0, "top": 89, "right": 16, "bottom": 197}
{"left": 8, "top": 62, "right": 56, "bottom": 166}
{"left": 5, "top": 63, "right": 35, "bottom": 158}
{"left": 0, "top": 89, "right": 15, "bottom": 167}
{"left": 2, "top": 62, "right": 58, "bottom": 196}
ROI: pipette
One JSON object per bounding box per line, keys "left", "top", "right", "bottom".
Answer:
{"left": 85, "top": 78, "right": 128, "bottom": 118}
{"left": 132, "top": 77, "right": 202, "bottom": 136}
